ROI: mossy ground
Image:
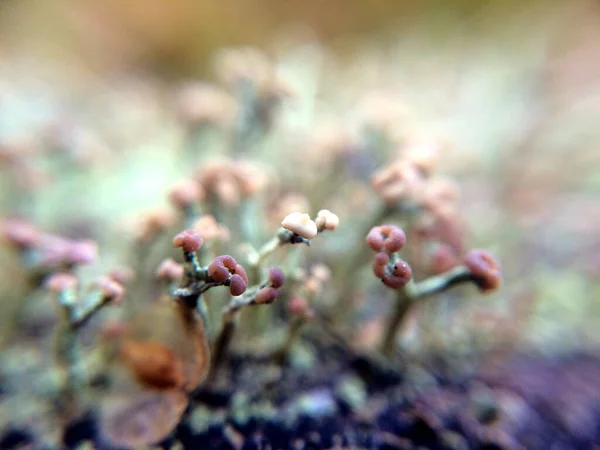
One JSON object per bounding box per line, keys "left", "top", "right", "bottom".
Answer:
{"left": 2, "top": 336, "right": 599, "bottom": 449}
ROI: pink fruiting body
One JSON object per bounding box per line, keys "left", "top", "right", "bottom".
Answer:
{"left": 45, "top": 272, "right": 78, "bottom": 293}
{"left": 374, "top": 251, "right": 390, "bottom": 266}
{"left": 97, "top": 276, "right": 126, "bottom": 305}
{"left": 255, "top": 287, "right": 278, "bottom": 304}
{"left": 371, "top": 160, "right": 425, "bottom": 204}
{"left": 168, "top": 179, "right": 204, "bottom": 209}
{"left": 372, "top": 257, "right": 413, "bottom": 289}
{"left": 372, "top": 257, "right": 388, "bottom": 279}
{"left": 0, "top": 218, "right": 39, "bottom": 249}
{"left": 172, "top": 230, "right": 204, "bottom": 253}
{"left": 229, "top": 274, "right": 247, "bottom": 296}
{"left": 428, "top": 244, "right": 460, "bottom": 274}
{"left": 208, "top": 255, "right": 237, "bottom": 282}
{"left": 194, "top": 215, "right": 230, "bottom": 242}
{"left": 366, "top": 225, "right": 407, "bottom": 253}
{"left": 208, "top": 255, "right": 248, "bottom": 295}
{"left": 137, "top": 208, "right": 176, "bottom": 242}
{"left": 107, "top": 267, "right": 136, "bottom": 285}
{"left": 66, "top": 240, "right": 99, "bottom": 266}
{"left": 384, "top": 260, "right": 413, "bottom": 288}
{"left": 268, "top": 267, "right": 285, "bottom": 288}
{"left": 156, "top": 258, "right": 185, "bottom": 282}
{"left": 464, "top": 249, "right": 502, "bottom": 293}
{"left": 288, "top": 296, "right": 310, "bottom": 316}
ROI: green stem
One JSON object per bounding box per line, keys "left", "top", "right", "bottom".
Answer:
{"left": 381, "top": 286, "right": 413, "bottom": 357}
{"left": 70, "top": 293, "right": 112, "bottom": 329}
{"left": 206, "top": 310, "right": 236, "bottom": 386}
{"left": 411, "top": 266, "right": 473, "bottom": 298}
{"left": 248, "top": 235, "right": 281, "bottom": 284}
{"left": 331, "top": 203, "right": 393, "bottom": 323}
{"left": 379, "top": 266, "right": 477, "bottom": 356}
{"left": 239, "top": 198, "right": 260, "bottom": 247}
{"left": 272, "top": 317, "right": 305, "bottom": 366}
{"left": 206, "top": 286, "right": 266, "bottom": 383}
{"left": 54, "top": 291, "right": 85, "bottom": 413}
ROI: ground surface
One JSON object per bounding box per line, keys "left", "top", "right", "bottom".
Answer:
{"left": 2, "top": 340, "right": 599, "bottom": 450}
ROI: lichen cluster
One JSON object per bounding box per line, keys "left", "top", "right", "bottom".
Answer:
{"left": 1, "top": 35, "right": 597, "bottom": 449}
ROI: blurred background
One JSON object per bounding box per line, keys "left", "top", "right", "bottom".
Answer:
{"left": 1, "top": 0, "right": 600, "bottom": 352}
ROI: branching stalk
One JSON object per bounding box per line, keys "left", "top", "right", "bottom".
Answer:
{"left": 380, "top": 265, "right": 480, "bottom": 356}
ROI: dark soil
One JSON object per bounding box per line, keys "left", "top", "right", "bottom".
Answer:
{"left": 2, "top": 346, "right": 600, "bottom": 450}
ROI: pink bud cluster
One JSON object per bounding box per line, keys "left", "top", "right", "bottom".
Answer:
{"left": 371, "top": 161, "right": 425, "bottom": 206}
{"left": 174, "top": 82, "right": 237, "bottom": 127}
{"left": 45, "top": 272, "right": 78, "bottom": 293}
{"left": 414, "top": 208, "right": 466, "bottom": 275}
{"left": 367, "top": 224, "right": 413, "bottom": 289}
{"left": 193, "top": 215, "right": 230, "bottom": 242}
{"left": 463, "top": 249, "right": 502, "bottom": 293}
{"left": 45, "top": 272, "right": 126, "bottom": 304}
{"left": 303, "top": 264, "right": 332, "bottom": 296}
{"left": 366, "top": 224, "right": 406, "bottom": 253}
{"left": 155, "top": 258, "right": 185, "bottom": 282}
{"left": 371, "top": 252, "right": 413, "bottom": 289}
{"left": 371, "top": 148, "right": 466, "bottom": 276}
{"left": 1, "top": 218, "right": 98, "bottom": 268}
{"left": 370, "top": 134, "right": 448, "bottom": 207}
{"left": 171, "top": 229, "right": 252, "bottom": 297}
{"left": 255, "top": 267, "right": 285, "bottom": 304}
{"left": 0, "top": 218, "right": 39, "bottom": 249}
{"left": 288, "top": 296, "right": 316, "bottom": 322}
{"left": 136, "top": 208, "right": 176, "bottom": 243}
{"left": 168, "top": 179, "right": 205, "bottom": 210}
{"left": 96, "top": 276, "right": 126, "bottom": 305}
{"left": 195, "top": 160, "right": 268, "bottom": 206}
{"left": 172, "top": 230, "right": 204, "bottom": 253}
{"left": 208, "top": 255, "right": 249, "bottom": 296}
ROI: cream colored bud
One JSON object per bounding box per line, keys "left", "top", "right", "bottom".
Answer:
{"left": 281, "top": 213, "right": 318, "bottom": 240}
{"left": 315, "top": 209, "right": 339, "bottom": 231}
